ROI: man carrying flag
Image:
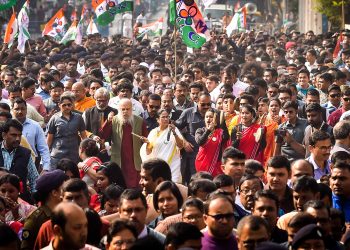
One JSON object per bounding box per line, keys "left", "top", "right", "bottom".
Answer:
{"left": 4, "top": 10, "right": 18, "bottom": 48}
{"left": 42, "top": 8, "right": 68, "bottom": 41}
{"left": 17, "top": 0, "right": 30, "bottom": 53}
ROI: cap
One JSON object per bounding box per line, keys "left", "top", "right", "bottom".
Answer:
{"left": 256, "top": 242, "right": 287, "bottom": 250}
{"left": 35, "top": 170, "right": 67, "bottom": 194}
{"left": 292, "top": 224, "right": 324, "bottom": 249}
{"left": 285, "top": 41, "right": 296, "bottom": 51}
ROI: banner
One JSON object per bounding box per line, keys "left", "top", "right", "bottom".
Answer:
{"left": 4, "top": 12, "right": 18, "bottom": 47}
{"left": 137, "top": 17, "right": 163, "bottom": 39}
{"left": 0, "top": 0, "right": 16, "bottom": 11}
{"left": 42, "top": 8, "right": 68, "bottom": 41}
{"left": 170, "top": 0, "right": 209, "bottom": 49}
{"left": 17, "top": 1, "right": 30, "bottom": 53}
{"left": 92, "top": 0, "right": 133, "bottom": 26}
{"left": 226, "top": 6, "right": 246, "bottom": 36}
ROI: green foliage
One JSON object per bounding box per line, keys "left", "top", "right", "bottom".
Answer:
{"left": 314, "top": 0, "right": 346, "bottom": 28}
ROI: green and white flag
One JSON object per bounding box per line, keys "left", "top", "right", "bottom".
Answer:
{"left": 92, "top": 0, "right": 133, "bottom": 26}
{"left": 17, "top": 1, "right": 30, "bottom": 53}
{"left": 0, "top": 0, "right": 16, "bottom": 11}
{"left": 137, "top": 17, "right": 163, "bottom": 39}
{"left": 60, "top": 20, "right": 77, "bottom": 45}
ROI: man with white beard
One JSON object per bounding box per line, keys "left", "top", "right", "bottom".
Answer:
{"left": 99, "top": 98, "right": 148, "bottom": 188}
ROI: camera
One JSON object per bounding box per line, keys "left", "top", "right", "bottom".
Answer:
{"left": 274, "top": 128, "right": 287, "bottom": 137}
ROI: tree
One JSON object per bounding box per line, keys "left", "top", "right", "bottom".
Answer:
{"left": 314, "top": 0, "right": 348, "bottom": 29}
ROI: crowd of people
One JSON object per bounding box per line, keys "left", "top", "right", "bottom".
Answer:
{"left": 0, "top": 18, "right": 349, "bottom": 250}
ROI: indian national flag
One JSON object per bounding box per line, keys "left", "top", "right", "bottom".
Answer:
{"left": 86, "top": 17, "right": 98, "bottom": 35}
{"left": 4, "top": 12, "right": 18, "bottom": 48}
{"left": 226, "top": 6, "right": 247, "bottom": 36}
{"left": 92, "top": 0, "right": 133, "bottom": 26}
{"left": 42, "top": 8, "right": 68, "bottom": 41}
{"left": 137, "top": 17, "right": 163, "bottom": 39}
{"left": 60, "top": 20, "right": 78, "bottom": 45}
{"left": 17, "top": 0, "right": 30, "bottom": 53}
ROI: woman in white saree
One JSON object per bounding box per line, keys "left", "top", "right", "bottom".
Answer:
{"left": 140, "top": 109, "right": 184, "bottom": 183}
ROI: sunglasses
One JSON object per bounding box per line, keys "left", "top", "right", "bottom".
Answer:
{"left": 330, "top": 94, "right": 341, "bottom": 98}
{"left": 343, "top": 98, "right": 350, "bottom": 102}
{"left": 207, "top": 213, "right": 235, "bottom": 221}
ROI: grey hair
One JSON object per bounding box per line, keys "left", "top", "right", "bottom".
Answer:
{"left": 94, "top": 87, "right": 110, "bottom": 99}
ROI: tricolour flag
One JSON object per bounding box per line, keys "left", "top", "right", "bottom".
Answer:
{"left": 17, "top": 1, "right": 30, "bottom": 53}
{"left": 226, "top": 6, "right": 246, "bottom": 36}
{"left": 86, "top": 17, "right": 98, "bottom": 35}
{"left": 42, "top": 8, "right": 68, "bottom": 41}
{"left": 92, "top": 0, "right": 133, "bottom": 26}
{"left": 4, "top": 12, "right": 18, "bottom": 48}
{"left": 70, "top": 9, "right": 78, "bottom": 22}
{"left": 170, "top": 0, "right": 209, "bottom": 49}
{"left": 137, "top": 17, "right": 163, "bottom": 39}
{"left": 60, "top": 20, "right": 77, "bottom": 45}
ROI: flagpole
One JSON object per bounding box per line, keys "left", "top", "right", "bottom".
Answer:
{"left": 174, "top": 26, "right": 177, "bottom": 83}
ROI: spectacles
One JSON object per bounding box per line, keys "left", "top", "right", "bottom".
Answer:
{"left": 207, "top": 213, "right": 235, "bottom": 221}
{"left": 330, "top": 94, "right": 341, "bottom": 98}
{"left": 240, "top": 188, "right": 260, "bottom": 195}
{"left": 317, "top": 145, "right": 332, "bottom": 151}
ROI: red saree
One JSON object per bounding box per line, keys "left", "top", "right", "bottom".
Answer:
{"left": 238, "top": 123, "right": 266, "bottom": 164}
{"left": 195, "top": 129, "right": 227, "bottom": 176}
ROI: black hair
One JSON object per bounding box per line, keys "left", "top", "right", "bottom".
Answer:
{"left": 254, "top": 190, "right": 280, "bottom": 210}
{"left": 303, "top": 200, "right": 330, "bottom": 217}
{"left": 204, "top": 193, "right": 234, "bottom": 214}
{"left": 80, "top": 138, "right": 99, "bottom": 157}
{"left": 12, "top": 97, "right": 27, "bottom": 108}
{"left": 181, "top": 197, "right": 204, "bottom": 214}
{"left": 293, "top": 176, "right": 319, "bottom": 194}
{"left": 2, "top": 119, "right": 23, "bottom": 133}
{"left": 239, "top": 174, "right": 264, "bottom": 191}
{"left": 85, "top": 208, "right": 102, "bottom": 246}
{"left": 283, "top": 100, "right": 299, "bottom": 110}
{"left": 101, "top": 184, "right": 124, "bottom": 210}
{"left": 96, "top": 162, "right": 127, "bottom": 189}
{"left": 306, "top": 88, "right": 320, "bottom": 98}
{"left": 318, "top": 183, "right": 332, "bottom": 206}
{"left": 245, "top": 160, "right": 265, "bottom": 175}
{"left": 0, "top": 223, "right": 20, "bottom": 248}
{"left": 119, "top": 189, "right": 148, "bottom": 209}
{"left": 165, "top": 222, "right": 203, "bottom": 248}
{"left": 279, "top": 86, "right": 293, "bottom": 97}
{"left": 222, "top": 147, "right": 246, "bottom": 163}
{"left": 237, "top": 215, "right": 269, "bottom": 235}
{"left": 62, "top": 179, "right": 89, "bottom": 201}
{"left": 107, "top": 219, "right": 138, "bottom": 244}
{"left": 116, "top": 80, "right": 133, "bottom": 93}
{"left": 0, "top": 173, "right": 21, "bottom": 191}
{"left": 188, "top": 179, "right": 217, "bottom": 197}
{"left": 0, "top": 104, "right": 11, "bottom": 112}
{"left": 153, "top": 181, "right": 183, "bottom": 212}
{"left": 330, "top": 151, "right": 350, "bottom": 165}
{"left": 141, "top": 158, "right": 172, "bottom": 181}
{"left": 190, "top": 171, "right": 213, "bottom": 182}
{"left": 309, "top": 130, "right": 331, "bottom": 147}
{"left": 213, "top": 174, "right": 234, "bottom": 189}
{"left": 267, "top": 155, "right": 291, "bottom": 172}
{"left": 56, "top": 158, "right": 80, "bottom": 179}
{"left": 20, "top": 77, "right": 36, "bottom": 89}
{"left": 305, "top": 103, "right": 322, "bottom": 113}
{"left": 287, "top": 212, "right": 317, "bottom": 229}
{"left": 7, "top": 85, "right": 22, "bottom": 94}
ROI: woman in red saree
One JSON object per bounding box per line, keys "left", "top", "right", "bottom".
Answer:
{"left": 195, "top": 109, "right": 230, "bottom": 176}
{"left": 231, "top": 104, "right": 266, "bottom": 164}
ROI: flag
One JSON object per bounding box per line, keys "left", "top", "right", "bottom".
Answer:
{"left": 226, "top": 6, "right": 246, "bottom": 36}
{"left": 202, "top": 0, "right": 217, "bottom": 8}
{"left": 171, "top": 0, "right": 209, "bottom": 49}
{"left": 17, "top": 1, "right": 30, "bottom": 53}
{"left": 70, "top": 9, "right": 78, "bottom": 22}
{"left": 60, "top": 20, "right": 77, "bottom": 44}
{"left": 86, "top": 17, "right": 98, "bottom": 35}
{"left": 0, "top": 0, "right": 16, "bottom": 11}
{"left": 75, "top": 4, "right": 88, "bottom": 45}
{"left": 42, "top": 8, "right": 68, "bottom": 41}
{"left": 92, "top": 0, "right": 133, "bottom": 26}
{"left": 81, "top": 3, "right": 88, "bottom": 19}
{"left": 4, "top": 12, "right": 18, "bottom": 47}
{"left": 234, "top": 1, "right": 241, "bottom": 12}
{"left": 169, "top": 0, "right": 176, "bottom": 25}
{"left": 333, "top": 33, "right": 343, "bottom": 59}
{"left": 137, "top": 17, "right": 163, "bottom": 39}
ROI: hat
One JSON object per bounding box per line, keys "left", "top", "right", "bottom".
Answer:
{"left": 285, "top": 41, "right": 296, "bottom": 51}
{"left": 256, "top": 242, "right": 287, "bottom": 250}
{"left": 292, "top": 224, "right": 324, "bottom": 249}
{"left": 35, "top": 170, "right": 67, "bottom": 195}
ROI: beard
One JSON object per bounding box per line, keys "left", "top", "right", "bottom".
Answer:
{"left": 117, "top": 112, "right": 133, "bottom": 125}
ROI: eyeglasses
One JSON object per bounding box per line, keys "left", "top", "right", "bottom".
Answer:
{"left": 240, "top": 188, "right": 260, "bottom": 195}
{"left": 317, "top": 145, "right": 332, "bottom": 151}
{"left": 207, "top": 213, "right": 235, "bottom": 221}
{"left": 330, "top": 94, "right": 341, "bottom": 98}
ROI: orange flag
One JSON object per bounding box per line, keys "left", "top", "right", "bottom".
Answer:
{"left": 42, "top": 8, "right": 67, "bottom": 39}
{"left": 4, "top": 12, "right": 18, "bottom": 46}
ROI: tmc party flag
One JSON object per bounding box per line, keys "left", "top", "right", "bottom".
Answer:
{"left": 137, "top": 17, "right": 163, "bottom": 39}
{"left": 0, "top": 0, "right": 16, "bottom": 11}
{"left": 60, "top": 20, "right": 77, "bottom": 45}
{"left": 70, "top": 9, "right": 78, "bottom": 22}
{"left": 92, "top": 0, "right": 133, "bottom": 26}
{"left": 171, "top": 0, "right": 209, "bottom": 49}
{"left": 42, "top": 8, "right": 68, "bottom": 41}
{"left": 4, "top": 12, "right": 18, "bottom": 47}
{"left": 86, "top": 17, "right": 99, "bottom": 35}
{"left": 226, "top": 5, "right": 246, "bottom": 36}
{"left": 75, "top": 5, "right": 87, "bottom": 45}
{"left": 17, "top": 0, "right": 30, "bottom": 53}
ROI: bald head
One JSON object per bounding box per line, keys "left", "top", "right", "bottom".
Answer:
{"left": 291, "top": 159, "right": 314, "bottom": 184}
{"left": 52, "top": 202, "right": 88, "bottom": 249}
{"left": 71, "top": 82, "right": 86, "bottom": 101}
